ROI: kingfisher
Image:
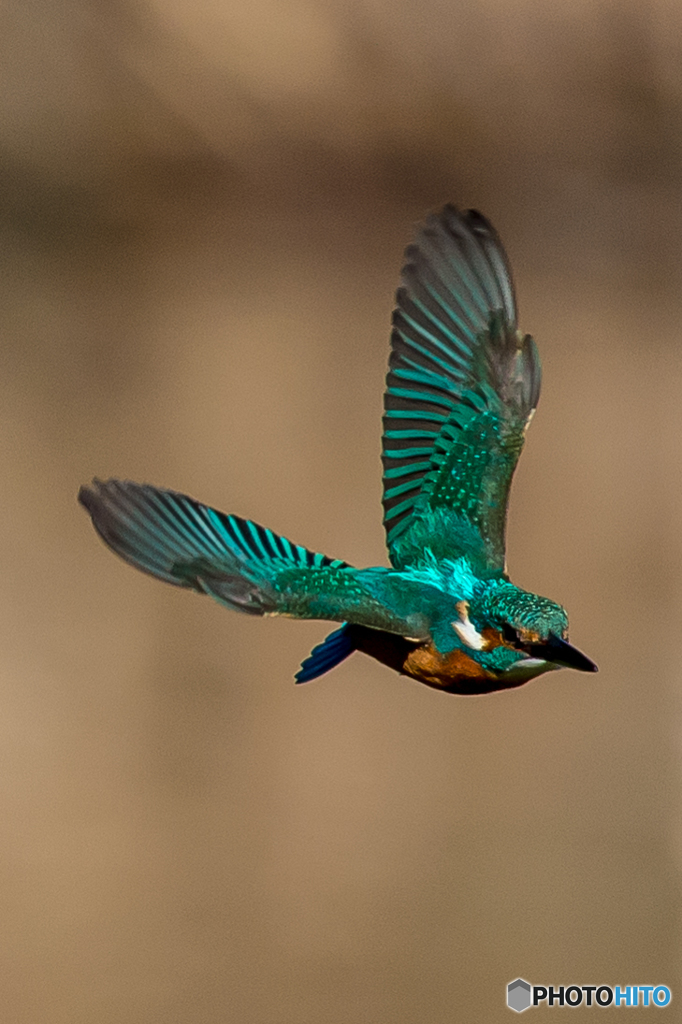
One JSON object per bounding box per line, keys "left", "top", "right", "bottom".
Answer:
{"left": 79, "top": 205, "right": 597, "bottom": 694}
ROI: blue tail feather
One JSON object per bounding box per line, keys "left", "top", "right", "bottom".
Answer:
{"left": 295, "top": 625, "right": 356, "bottom": 683}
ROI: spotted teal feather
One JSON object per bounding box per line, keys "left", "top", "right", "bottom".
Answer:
{"left": 383, "top": 207, "right": 540, "bottom": 572}
{"left": 79, "top": 479, "right": 422, "bottom": 634}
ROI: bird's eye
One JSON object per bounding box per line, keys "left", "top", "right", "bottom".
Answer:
{"left": 502, "top": 623, "right": 521, "bottom": 646}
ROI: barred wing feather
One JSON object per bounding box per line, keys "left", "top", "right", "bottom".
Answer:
{"left": 79, "top": 480, "right": 416, "bottom": 633}
{"left": 382, "top": 207, "right": 541, "bottom": 572}
{"left": 79, "top": 479, "right": 349, "bottom": 615}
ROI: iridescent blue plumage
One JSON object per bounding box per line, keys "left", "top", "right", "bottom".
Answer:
{"left": 80, "top": 206, "right": 596, "bottom": 693}
{"left": 80, "top": 480, "right": 348, "bottom": 614}
{"left": 295, "top": 625, "right": 355, "bottom": 683}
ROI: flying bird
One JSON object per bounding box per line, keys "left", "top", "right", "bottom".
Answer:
{"left": 80, "top": 206, "right": 597, "bottom": 694}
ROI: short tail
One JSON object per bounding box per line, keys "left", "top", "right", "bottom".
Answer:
{"left": 296, "top": 623, "right": 420, "bottom": 683}
{"left": 295, "top": 624, "right": 356, "bottom": 682}
{"left": 79, "top": 478, "right": 348, "bottom": 615}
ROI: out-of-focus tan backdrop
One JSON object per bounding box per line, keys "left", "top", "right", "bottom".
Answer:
{"left": 1, "top": 1, "right": 681, "bottom": 1021}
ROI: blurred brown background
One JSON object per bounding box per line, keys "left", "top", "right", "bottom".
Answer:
{"left": 1, "top": 1, "right": 681, "bottom": 1021}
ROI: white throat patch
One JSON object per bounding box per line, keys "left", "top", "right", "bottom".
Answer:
{"left": 452, "top": 601, "right": 486, "bottom": 651}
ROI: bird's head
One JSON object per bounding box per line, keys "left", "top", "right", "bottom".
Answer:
{"left": 461, "top": 581, "right": 597, "bottom": 675}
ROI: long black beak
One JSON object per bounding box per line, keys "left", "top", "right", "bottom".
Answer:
{"left": 526, "top": 634, "right": 598, "bottom": 673}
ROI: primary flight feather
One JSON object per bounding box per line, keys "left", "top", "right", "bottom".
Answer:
{"left": 80, "top": 206, "right": 596, "bottom": 694}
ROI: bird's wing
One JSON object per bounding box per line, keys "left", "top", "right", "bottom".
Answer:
{"left": 79, "top": 479, "right": 415, "bottom": 633}
{"left": 382, "top": 206, "right": 541, "bottom": 573}
{"left": 79, "top": 478, "right": 350, "bottom": 613}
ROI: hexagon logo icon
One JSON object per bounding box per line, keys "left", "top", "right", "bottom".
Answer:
{"left": 507, "top": 978, "right": 532, "bottom": 1012}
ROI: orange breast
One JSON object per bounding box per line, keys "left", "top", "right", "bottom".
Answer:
{"left": 348, "top": 625, "right": 524, "bottom": 696}
{"left": 401, "top": 628, "right": 518, "bottom": 695}
{"left": 402, "top": 643, "right": 495, "bottom": 690}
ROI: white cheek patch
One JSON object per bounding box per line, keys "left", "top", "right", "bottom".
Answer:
{"left": 452, "top": 601, "right": 486, "bottom": 651}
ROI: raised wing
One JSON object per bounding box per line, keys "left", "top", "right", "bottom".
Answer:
{"left": 382, "top": 206, "right": 541, "bottom": 573}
